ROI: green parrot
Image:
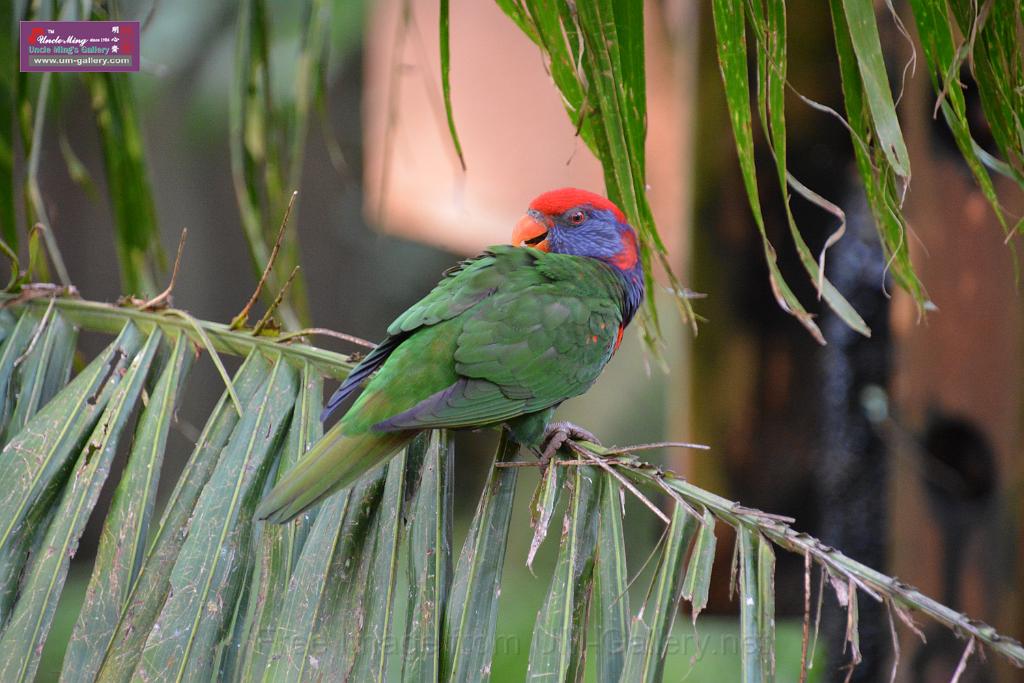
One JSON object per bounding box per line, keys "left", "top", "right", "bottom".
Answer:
{"left": 257, "top": 188, "right": 645, "bottom": 523}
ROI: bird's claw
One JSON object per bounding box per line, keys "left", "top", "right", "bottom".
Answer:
{"left": 536, "top": 421, "right": 602, "bottom": 469}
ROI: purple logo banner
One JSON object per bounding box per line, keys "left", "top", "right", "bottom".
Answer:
{"left": 20, "top": 21, "right": 140, "bottom": 73}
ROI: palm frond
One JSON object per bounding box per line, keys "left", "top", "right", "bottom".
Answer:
{"left": 526, "top": 465, "right": 599, "bottom": 681}
{"left": 0, "top": 294, "right": 1018, "bottom": 681}
{"left": 441, "top": 430, "right": 519, "bottom": 682}
{"left": 488, "top": 0, "right": 1023, "bottom": 340}
{"left": 400, "top": 431, "right": 453, "bottom": 682}
{"left": 620, "top": 503, "right": 697, "bottom": 682}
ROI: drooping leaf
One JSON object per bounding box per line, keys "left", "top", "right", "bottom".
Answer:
{"left": 0, "top": 322, "right": 144, "bottom": 576}
{"left": 231, "top": 0, "right": 279, "bottom": 304}
{"left": 0, "top": 328, "right": 160, "bottom": 683}
{"left": 526, "top": 465, "right": 600, "bottom": 682}
{"left": 828, "top": 0, "right": 927, "bottom": 306}
{"left": 494, "top": 0, "right": 696, "bottom": 343}
{"left": 947, "top": 0, "right": 1024, "bottom": 183}
{"left": 441, "top": 430, "right": 519, "bottom": 683}
{"left": 260, "top": 468, "right": 388, "bottom": 682}
{"left": 229, "top": 0, "right": 314, "bottom": 329}
{"left": 593, "top": 472, "right": 629, "bottom": 683}
{"left": 682, "top": 507, "right": 717, "bottom": 622}
{"left": 232, "top": 361, "right": 322, "bottom": 682}
{"left": 840, "top": 0, "right": 911, "bottom": 177}
{"left": 573, "top": 0, "right": 685, "bottom": 338}
{"left": 86, "top": 70, "right": 162, "bottom": 298}
{"left": 748, "top": 0, "right": 870, "bottom": 337}
{"left": 439, "top": 0, "right": 466, "bottom": 170}
{"left": 909, "top": 0, "right": 1016, "bottom": 237}
{"left": 93, "top": 351, "right": 274, "bottom": 681}
{"left": 133, "top": 355, "right": 297, "bottom": 681}
{"left": 711, "top": 0, "right": 824, "bottom": 343}
{"left": 620, "top": 502, "right": 698, "bottom": 683}
{"left": 401, "top": 431, "right": 454, "bottom": 683}
{"left": 61, "top": 332, "right": 193, "bottom": 683}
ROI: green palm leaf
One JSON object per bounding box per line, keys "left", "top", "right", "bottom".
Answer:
{"left": 94, "top": 351, "right": 273, "bottom": 682}
{"left": 135, "top": 355, "right": 296, "bottom": 681}
{"left": 593, "top": 473, "right": 629, "bottom": 683}
{"left": 620, "top": 503, "right": 698, "bottom": 682}
{"left": 400, "top": 431, "right": 453, "bottom": 683}
{"left": 62, "top": 332, "right": 193, "bottom": 683}
{"left": 231, "top": 361, "right": 322, "bottom": 682}
{"left": 8, "top": 0, "right": 1023, "bottom": 679}
{"left": 0, "top": 327, "right": 158, "bottom": 682}
{"left": 0, "top": 294, "right": 1014, "bottom": 682}
{"left": 441, "top": 430, "right": 519, "bottom": 682}
{"left": 526, "top": 466, "right": 600, "bottom": 682}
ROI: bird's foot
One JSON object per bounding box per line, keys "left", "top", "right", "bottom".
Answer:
{"left": 536, "top": 421, "right": 602, "bottom": 468}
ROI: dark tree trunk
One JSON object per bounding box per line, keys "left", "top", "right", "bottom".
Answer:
{"left": 817, "top": 194, "right": 891, "bottom": 682}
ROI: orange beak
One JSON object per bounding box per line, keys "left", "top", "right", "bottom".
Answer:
{"left": 512, "top": 213, "right": 550, "bottom": 252}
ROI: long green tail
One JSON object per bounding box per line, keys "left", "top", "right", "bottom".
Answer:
{"left": 256, "top": 422, "right": 413, "bottom": 523}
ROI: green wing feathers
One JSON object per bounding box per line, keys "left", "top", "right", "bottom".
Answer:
{"left": 258, "top": 247, "right": 627, "bottom": 522}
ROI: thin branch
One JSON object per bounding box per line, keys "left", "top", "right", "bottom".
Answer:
{"left": 599, "top": 440, "right": 710, "bottom": 456}
{"left": 273, "top": 327, "right": 375, "bottom": 348}
{"left": 495, "top": 458, "right": 592, "bottom": 468}
{"left": 886, "top": 601, "right": 900, "bottom": 683}
{"left": 653, "top": 470, "right": 703, "bottom": 523}
{"left": 950, "top": 637, "right": 977, "bottom": 683}
{"left": 253, "top": 265, "right": 300, "bottom": 335}
{"left": 141, "top": 228, "right": 187, "bottom": 311}
{"left": 730, "top": 505, "right": 796, "bottom": 524}
{"left": 0, "top": 284, "right": 76, "bottom": 309}
{"left": 567, "top": 445, "right": 1024, "bottom": 669}
{"left": 231, "top": 190, "right": 298, "bottom": 330}
{"left": 2, "top": 294, "right": 355, "bottom": 380}
{"left": 566, "top": 441, "right": 670, "bottom": 524}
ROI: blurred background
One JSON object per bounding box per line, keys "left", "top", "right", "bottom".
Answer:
{"left": 12, "top": 0, "right": 1022, "bottom": 681}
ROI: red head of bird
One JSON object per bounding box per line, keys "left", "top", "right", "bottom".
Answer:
{"left": 512, "top": 187, "right": 644, "bottom": 323}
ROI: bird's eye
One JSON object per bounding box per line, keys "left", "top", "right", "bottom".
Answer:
{"left": 569, "top": 210, "right": 585, "bottom": 226}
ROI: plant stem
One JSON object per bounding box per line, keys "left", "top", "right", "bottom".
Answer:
{"left": 0, "top": 294, "right": 354, "bottom": 380}
{"left": 596, "top": 449, "right": 1024, "bottom": 669}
